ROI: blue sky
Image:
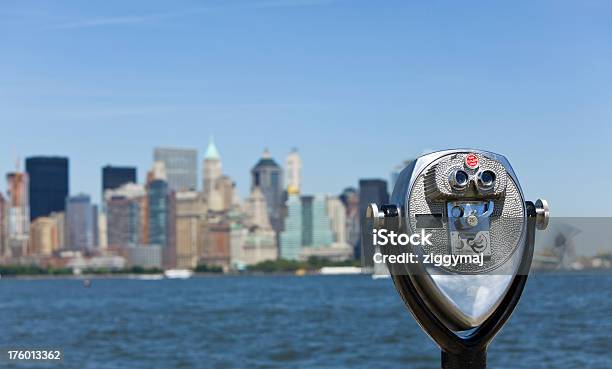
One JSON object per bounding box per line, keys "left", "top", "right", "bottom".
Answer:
{"left": 0, "top": 0, "right": 611, "bottom": 216}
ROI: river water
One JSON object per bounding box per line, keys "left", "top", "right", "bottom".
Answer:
{"left": 0, "top": 273, "right": 610, "bottom": 368}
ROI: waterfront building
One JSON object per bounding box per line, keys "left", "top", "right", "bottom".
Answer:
{"left": 0, "top": 194, "right": 7, "bottom": 258}
{"left": 285, "top": 148, "right": 302, "bottom": 193}
{"left": 6, "top": 171, "right": 29, "bottom": 240}
{"left": 216, "top": 176, "right": 235, "bottom": 212}
{"left": 340, "top": 187, "right": 360, "bottom": 258}
{"left": 147, "top": 178, "right": 176, "bottom": 268}
{"left": 298, "top": 243, "right": 353, "bottom": 261}
{"left": 230, "top": 187, "right": 278, "bottom": 268}
{"left": 203, "top": 138, "right": 235, "bottom": 212}
{"left": 229, "top": 223, "right": 248, "bottom": 269}
{"left": 153, "top": 147, "right": 197, "bottom": 191}
{"left": 244, "top": 187, "right": 272, "bottom": 230}
{"left": 279, "top": 190, "right": 302, "bottom": 260}
{"left": 203, "top": 137, "right": 221, "bottom": 201}
{"left": 126, "top": 245, "right": 162, "bottom": 269}
{"left": 66, "top": 194, "right": 95, "bottom": 251}
{"left": 326, "top": 196, "right": 347, "bottom": 244}
{"left": 308, "top": 195, "right": 333, "bottom": 247}
{"left": 26, "top": 156, "right": 69, "bottom": 220}
{"left": 49, "top": 211, "right": 66, "bottom": 250}
{"left": 97, "top": 212, "right": 107, "bottom": 249}
{"left": 29, "top": 216, "right": 59, "bottom": 255}
{"left": 175, "top": 191, "right": 206, "bottom": 269}
{"left": 201, "top": 218, "right": 231, "bottom": 270}
{"left": 240, "top": 228, "right": 277, "bottom": 266}
{"left": 105, "top": 184, "right": 146, "bottom": 247}
{"left": 251, "top": 149, "right": 284, "bottom": 235}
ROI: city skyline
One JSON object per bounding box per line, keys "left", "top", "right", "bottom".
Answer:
{"left": 1, "top": 1, "right": 611, "bottom": 216}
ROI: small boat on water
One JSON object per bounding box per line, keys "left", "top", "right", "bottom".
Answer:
{"left": 163, "top": 269, "right": 193, "bottom": 279}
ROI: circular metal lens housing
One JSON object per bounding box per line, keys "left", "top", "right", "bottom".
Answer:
{"left": 449, "top": 169, "right": 469, "bottom": 191}
{"left": 477, "top": 170, "right": 496, "bottom": 190}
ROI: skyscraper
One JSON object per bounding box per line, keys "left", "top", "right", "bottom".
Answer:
{"left": 66, "top": 194, "right": 95, "bottom": 251}
{"left": 203, "top": 138, "right": 235, "bottom": 212}
{"left": 102, "top": 165, "right": 137, "bottom": 194}
{"left": 358, "top": 179, "right": 389, "bottom": 266}
{"left": 105, "top": 183, "right": 146, "bottom": 247}
{"left": 26, "top": 156, "right": 69, "bottom": 220}
{"left": 0, "top": 194, "right": 7, "bottom": 257}
{"left": 153, "top": 147, "right": 197, "bottom": 192}
{"left": 6, "top": 171, "right": 29, "bottom": 239}
{"left": 201, "top": 221, "right": 231, "bottom": 269}
{"left": 280, "top": 190, "right": 302, "bottom": 260}
{"left": 29, "top": 217, "right": 59, "bottom": 255}
{"left": 301, "top": 195, "right": 313, "bottom": 246}
{"left": 340, "top": 187, "right": 360, "bottom": 257}
{"left": 308, "top": 195, "right": 333, "bottom": 247}
{"left": 147, "top": 179, "right": 176, "bottom": 268}
{"left": 326, "top": 196, "right": 347, "bottom": 244}
{"left": 203, "top": 137, "right": 221, "bottom": 201}
{"left": 175, "top": 191, "right": 206, "bottom": 269}
{"left": 285, "top": 148, "right": 302, "bottom": 193}
{"left": 244, "top": 187, "right": 272, "bottom": 230}
{"left": 280, "top": 192, "right": 345, "bottom": 260}
{"left": 231, "top": 186, "right": 278, "bottom": 267}
{"left": 251, "top": 149, "right": 284, "bottom": 235}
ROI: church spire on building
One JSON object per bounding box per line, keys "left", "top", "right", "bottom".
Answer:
{"left": 204, "top": 136, "right": 220, "bottom": 160}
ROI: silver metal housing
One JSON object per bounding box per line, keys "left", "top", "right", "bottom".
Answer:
{"left": 389, "top": 149, "right": 528, "bottom": 330}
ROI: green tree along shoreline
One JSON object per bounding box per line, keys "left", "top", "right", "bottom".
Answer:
{"left": 0, "top": 265, "right": 163, "bottom": 276}
{"left": 0, "top": 257, "right": 359, "bottom": 276}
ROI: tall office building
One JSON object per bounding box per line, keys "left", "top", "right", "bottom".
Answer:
{"left": 50, "top": 211, "right": 66, "bottom": 250}
{"left": 6, "top": 172, "right": 29, "bottom": 238}
{"left": 201, "top": 220, "right": 231, "bottom": 269}
{"left": 97, "top": 213, "right": 107, "bottom": 249}
{"left": 280, "top": 190, "right": 302, "bottom": 260}
{"left": 66, "top": 194, "right": 95, "bottom": 251}
{"left": 280, "top": 192, "right": 345, "bottom": 261}
{"left": 340, "top": 187, "right": 360, "bottom": 256}
{"left": 102, "top": 165, "right": 137, "bottom": 194}
{"left": 244, "top": 187, "right": 272, "bottom": 230}
{"left": 309, "top": 195, "right": 333, "bottom": 247}
{"left": 300, "top": 195, "right": 313, "bottom": 246}
{"left": 0, "top": 194, "right": 7, "bottom": 257}
{"left": 203, "top": 137, "right": 221, "bottom": 200}
{"left": 203, "top": 138, "right": 235, "bottom": 212}
{"left": 153, "top": 147, "right": 197, "bottom": 192}
{"left": 251, "top": 149, "right": 284, "bottom": 235}
{"left": 326, "top": 196, "right": 347, "bottom": 244}
{"left": 285, "top": 148, "right": 302, "bottom": 193}
{"left": 358, "top": 179, "right": 389, "bottom": 267}
{"left": 26, "top": 156, "right": 69, "bottom": 220}
{"left": 232, "top": 186, "right": 278, "bottom": 267}
{"left": 105, "top": 183, "right": 146, "bottom": 247}
{"left": 29, "top": 217, "right": 59, "bottom": 255}
{"left": 147, "top": 179, "right": 176, "bottom": 268}
{"left": 175, "top": 191, "right": 206, "bottom": 269}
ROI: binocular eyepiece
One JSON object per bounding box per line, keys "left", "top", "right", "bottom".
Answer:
{"left": 365, "top": 149, "right": 549, "bottom": 369}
